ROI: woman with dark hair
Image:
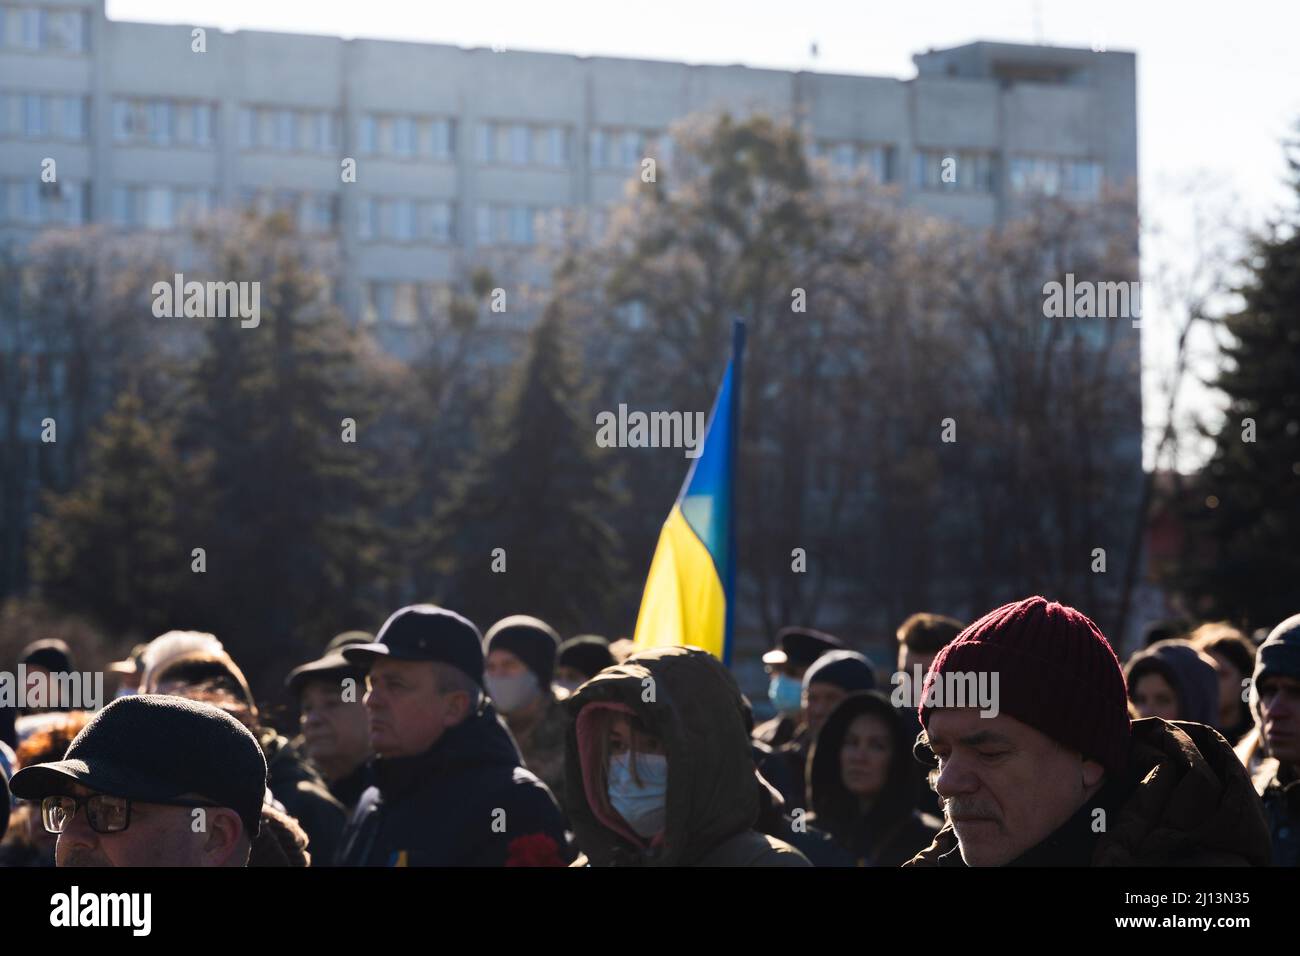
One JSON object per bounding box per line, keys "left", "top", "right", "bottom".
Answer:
{"left": 1124, "top": 639, "right": 1219, "bottom": 726}
{"left": 806, "top": 691, "right": 941, "bottom": 866}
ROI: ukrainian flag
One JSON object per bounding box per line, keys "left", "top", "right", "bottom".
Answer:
{"left": 631, "top": 320, "right": 745, "bottom": 665}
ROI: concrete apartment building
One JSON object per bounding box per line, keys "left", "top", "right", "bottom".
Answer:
{"left": 2, "top": 1, "right": 1136, "bottom": 348}
{"left": 0, "top": 1, "right": 1142, "bottom": 626}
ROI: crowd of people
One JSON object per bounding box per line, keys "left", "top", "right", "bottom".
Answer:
{"left": 0, "top": 595, "right": 1296, "bottom": 867}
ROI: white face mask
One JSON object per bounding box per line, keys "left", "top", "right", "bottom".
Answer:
{"left": 485, "top": 671, "right": 540, "bottom": 714}
{"left": 607, "top": 751, "right": 669, "bottom": 837}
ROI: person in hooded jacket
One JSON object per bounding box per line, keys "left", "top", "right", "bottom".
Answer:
{"left": 905, "top": 597, "right": 1270, "bottom": 867}
{"left": 1124, "top": 639, "right": 1222, "bottom": 728}
{"left": 564, "top": 645, "right": 811, "bottom": 866}
{"left": 759, "top": 649, "right": 875, "bottom": 809}
{"left": 806, "top": 691, "right": 941, "bottom": 866}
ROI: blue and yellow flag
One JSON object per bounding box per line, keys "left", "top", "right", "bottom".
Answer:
{"left": 631, "top": 320, "right": 745, "bottom": 665}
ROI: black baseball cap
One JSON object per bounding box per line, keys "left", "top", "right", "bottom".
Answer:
{"left": 9, "top": 695, "right": 267, "bottom": 838}
{"left": 763, "top": 626, "right": 845, "bottom": 669}
{"left": 285, "top": 630, "right": 373, "bottom": 695}
{"left": 343, "top": 605, "right": 485, "bottom": 687}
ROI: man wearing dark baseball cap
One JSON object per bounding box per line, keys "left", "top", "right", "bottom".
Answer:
{"left": 334, "top": 604, "right": 570, "bottom": 866}
{"left": 286, "top": 631, "right": 374, "bottom": 811}
{"left": 9, "top": 694, "right": 267, "bottom": 866}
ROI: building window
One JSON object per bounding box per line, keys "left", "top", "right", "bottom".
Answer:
{"left": 392, "top": 116, "right": 415, "bottom": 158}
{"left": 113, "top": 98, "right": 214, "bottom": 147}
{"left": 475, "top": 123, "right": 495, "bottom": 163}
{"left": 357, "top": 197, "right": 375, "bottom": 241}
{"left": 299, "top": 193, "right": 338, "bottom": 235}
{"left": 429, "top": 201, "right": 454, "bottom": 242}
{"left": 545, "top": 126, "right": 568, "bottom": 166}
{"left": 149, "top": 101, "right": 172, "bottom": 146}
{"left": 62, "top": 96, "right": 86, "bottom": 140}
{"left": 358, "top": 115, "right": 376, "bottom": 156}
{"left": 589, "top": 129, "right": 608, "bottom": 169}
{"left": 1008, "top": 156, "right": 1060, "bottom": 196}
{"left": 1063, "top": 159, "right": 1103, "bottom": 201}
{"left": 23, "top": 94, "right": 45, "bottom": 136}
{"left": 274, "top": 109, "right": 294, "bottom": 151}
{"left": 428, "top": 118, "right": 453, "bottom": 161}
{"left": 20, "top": 8, "right": 40, "bottom": 50}
{"left": 508, "top": 124, "right": 530, "bottom": 164}
{"left": 0, "top": 177, "right": 88, "bottom": 225}
{"left": 913, "top": 149, "right": 995, "bottom": 193}
{"left": 619, "top": 130, "right": 641, "bottom": 167}
{"left": 319, "top": 113, "right": 339, "bottom": 153}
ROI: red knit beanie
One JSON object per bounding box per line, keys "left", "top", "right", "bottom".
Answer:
{"left": 918, "top": 596, "right": 1131, "bottom": 774}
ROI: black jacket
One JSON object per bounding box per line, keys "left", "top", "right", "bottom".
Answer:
{"left": 907, "top": 719, "right": 1272, "bottom": 867}
{"left": 335, "top": 702, "right": 570, "bottom": 866}
{"left": 261, "top": 731, "right": 347, "bottom": 867}
{"left": 807, "top": 692, "right": 941, "bottom": 866}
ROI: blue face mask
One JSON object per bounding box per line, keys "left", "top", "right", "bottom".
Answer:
{"left": 607, "top": 751, "right": 668, "bottom": 838}
{"left": 768, "top": 674, "right": 803, "bottom": 714}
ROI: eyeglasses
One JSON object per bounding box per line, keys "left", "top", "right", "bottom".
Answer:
{"left": 40, "top": 793, "right": 219, "bottom": 835}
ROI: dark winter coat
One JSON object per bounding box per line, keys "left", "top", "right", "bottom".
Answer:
{"left": 1236, "top": 729, "right": 1300, "bottom": 866}
{"left": 905, "top": 718, "right": 1271, "bottom": 866}
{"left": 261, "top": 731, "right": 347, "bottom": 866}
{"left": 806, "top": 692, "right": 941, "bottom": 866}
{"left": 335, "top": 701, "right": 570, "bottom": 866}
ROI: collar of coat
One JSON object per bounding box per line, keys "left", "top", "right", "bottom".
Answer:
{"left": 906, "top": 717, "right": 1272, "bottom": 867}
{"left": 371, "top": 703, "right": 523, "bottom": 799}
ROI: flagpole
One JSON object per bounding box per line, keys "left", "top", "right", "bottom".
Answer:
{"left": 724, "top": 317, "right": 746, "bottom": 667}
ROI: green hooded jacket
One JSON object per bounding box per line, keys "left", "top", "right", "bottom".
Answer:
{"left": 563, "top": 645, "right": 810, "bottom": 867}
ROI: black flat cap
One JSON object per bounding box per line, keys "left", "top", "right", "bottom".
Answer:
{"left": 20, "top": 638, "right": 74, "bottom": 673}
{"left": 285, "top": 630, "right": 373, "bottom": 694}
{"left": 343, "top": 605, "right": 485, "bottom": 688}
{"left": 763, "top": 626, "right": 845, "bottom": 669}
{"left": 9, "top": 694, "right": 267, "bottom": 838}
{"left": 557, "top": 635, "right": 616, "bottom": 680}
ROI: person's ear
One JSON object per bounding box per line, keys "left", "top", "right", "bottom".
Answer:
{"left": 1081, "top": 758, "right": 1105, "bottom": 791}
{"left": 442, "top": 688, "right": 471, "bottom": 724}
{"left": 199, "top": 807, "right": 244, "bottom": 866}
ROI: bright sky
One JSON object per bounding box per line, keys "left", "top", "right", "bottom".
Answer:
{"left": 108, "top": 0, "right": 1300, "bottom": 470}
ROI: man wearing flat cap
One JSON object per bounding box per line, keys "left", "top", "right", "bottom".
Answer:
{"left": 335, "top": 604, "right": 571, "bottom": 866}
{"left": 286, "top": 631, "right": 375, "bottom": 812}
{"left": 9, "top": 694, "right": 267, "bottom": 866}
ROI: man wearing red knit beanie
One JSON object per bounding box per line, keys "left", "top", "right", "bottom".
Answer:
{"left": 904, "top": 596, "right": 1271, "bottom": 867}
